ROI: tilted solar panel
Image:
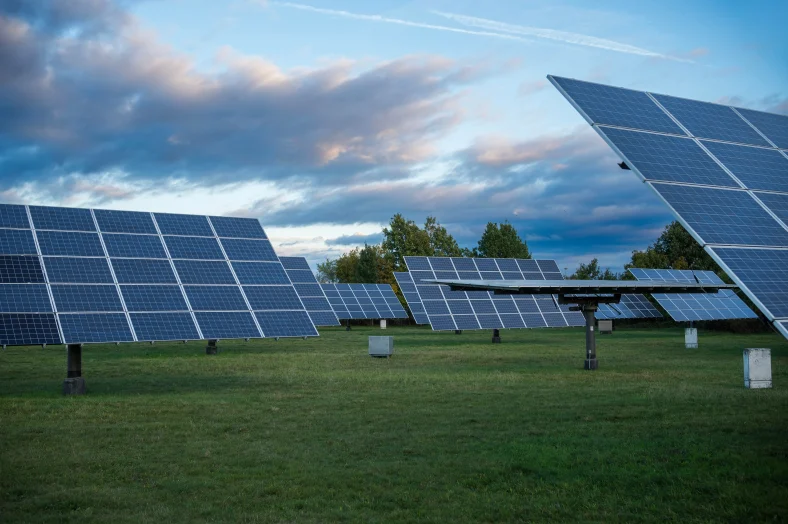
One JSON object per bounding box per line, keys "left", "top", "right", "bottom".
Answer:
{"left": 279, "top": 256, "right": 339, "bottom": 326}
{"left": 320, "top": 283, "right": 409, "bottom": 320}
{"left": 0, "top": 204, "right": 318, "bottom": 346}
{"left": 550, "top": 75, "right": 788, "bottom": 338}
{"left": 393, "top": 272, "right": 430, "bottom": 324}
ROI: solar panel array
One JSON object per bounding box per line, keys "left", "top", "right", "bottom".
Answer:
{"left": 393, "top": 272, "right": 430, "bottom": 324}
{"left": 279, "top": 257, "right": 339, "bottom": 326}
{"left": 402, "top": 257, "right": 585, "bottom": 331}
{"left": 629, "top": 268, "right": 757, "bottom": 321}
{"left": 595, "top": 295, "right": 663, "bottom": 320}
{"left": 320, "top": 284, "right": 410, "bottom": 320}
{"left": 549, "top": 75, "right": 788, "bottom": 339}
{"left": 0, "top": 204, "right": 318, "bottom": 346}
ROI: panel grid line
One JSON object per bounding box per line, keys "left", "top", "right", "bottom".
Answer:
{"left": 24, "top": 205, "right": 64, "bottom": 344}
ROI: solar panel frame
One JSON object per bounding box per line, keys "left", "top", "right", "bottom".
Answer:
{"left": 278, "top": 256, "right": 339, "bottom": 326}
{"left": 320, "top": 283, "right": 409, "bottom": 320}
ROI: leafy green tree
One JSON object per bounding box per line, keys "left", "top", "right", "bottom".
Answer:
{"left": 335, "top": 248, "right": 360, "bottom": 283}
{"left": 381, "top": 214, "right": 432, "bottom": 271}
{"left": 474, "top": 221, "right": 530, "bottom": 259}
{"left": 625, "top": 221, "right": 720, "bottom": 275}
{"left": 424, "top": 216, "right": 463, "bottom": 257}
{"left": 316, "top": 258, "right": 338, "bottom": 283}
{"left": 355, "top": 244, "right": 379, "bottom": 283}
{"left": 569, "top": 258, "right": 619, "bottom": 280}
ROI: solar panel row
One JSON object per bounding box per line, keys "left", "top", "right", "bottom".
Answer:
{"left": 550, "top": 75, "right": 788, "bottom": 337}
{"left": 393, "top": 272, "right": 430, "bottom": 324}
{"left": 594, "top": 294, "right": 663, "bottom": 320}
{"left": 402, "top": 257, "right": 585, "bottom": 331}
{"left": 279, "top": 256, "right": 340, "bottom": 326}
{"left": 0, "top": 204, "right": 318, "bottom": 346}
{"left": 320, "top": 284, "right": 410, "bottom": 320}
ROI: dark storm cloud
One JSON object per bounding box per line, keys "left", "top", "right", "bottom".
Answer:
{"left": 0, "top": 1, "right": 490, "bottom": 190}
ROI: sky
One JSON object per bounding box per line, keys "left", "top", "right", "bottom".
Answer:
{"left": 1, "top": 0, "right": 786, "bottom": 274}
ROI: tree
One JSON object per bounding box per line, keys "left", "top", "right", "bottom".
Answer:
{"left": 381, "top": 214, "right": 431, "bottom": 271}
{"left": 424, "top": 216, "right": 463, "bottom": 257}
{"left": 316, "top": 258, "right": 338, "bottom": 283}
{"left": 570, "top": 258, "right": 619, "bottom": 280}
{"left": 625, "top": 221, "right": 720, "bottom": 275}
{"left": 355, "top": 244, "right": 378, "bottom": 283}
{"left": 335, "top": 248, "right": 360, "bottom": 283}
{"left": 474, "top": 221, "right": 531, "bottom": 259}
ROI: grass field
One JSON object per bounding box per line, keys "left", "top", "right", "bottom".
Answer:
{"left": 2, "top": 325, "right": 787, "bottom": 523}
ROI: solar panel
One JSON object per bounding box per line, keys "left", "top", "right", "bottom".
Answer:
{"left": 629, "top": 268, "right": 756, "bottom": 321}
{"left": 549, "top": 74, "right": 788, "bottom": 337}
{"left": 393, "top": 272, "right": 430, "bottom": 324}
{"left": 0, "top": 204, "right": 317, "bottom": 345}
{"left": 279, "top": 256, "right": 339, "bottom": 326}
{"left": 402, "top": 257, "right": 586, "bottom": 331}
{"left": 320, "top": 283, "right": 409, "bottom": 320}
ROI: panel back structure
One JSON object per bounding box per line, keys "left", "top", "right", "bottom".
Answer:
{"left": 549, "top": 75, "right": 788, "bottom": 339}
{"left": 595, "top": 295, "right": 663, "bottom": 320}
{"left": 321, "top": 284, "right": 409, "bottom": 320}
{"left": 279, "top": 257, "right": 339, "bottom": 326}
{"left": 403, "top": 257, "right": 585, "bottom": 331}
{"left": 0, "top": 204, "right": 318, "bottom": 345}
{"left": 629, "top": 268, "right": 757, "bottom": 321}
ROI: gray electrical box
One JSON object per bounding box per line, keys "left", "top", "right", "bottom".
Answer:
{"left": 369, "top": 336, "right": 394, "bottom": 358}
{"left": 598, "top": 320, "right": 613, "bottom": 334}
{"left": 743, "top": 348, "right": 771, "bottom": 389}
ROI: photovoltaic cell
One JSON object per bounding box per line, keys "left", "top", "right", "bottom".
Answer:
{"left": 184, "top": 286, "right": 248, "bottom": 311}
{"left": 120, "top": 285, "right": 188, "bottom": 312}
{"left": 321, "top": 283, "right": 409, "bottom": 320}
{"left": 154, "top": 213, "right": 213, "bottom": 236}
{"left": 279, "top": 256, "right": 339, "bottom": 326}
{"left": 43, "top": 257, "right": 114, "bottom": 284}
{"left": 0, "top": 285, "right": 53, "bottom": 312}
{"left": 0, "top": 256, "right": 45, "bottom": 284}
{"left": 0, "top": 314, "right": 61, "bottom": 345}
{"left": 244, "top": 286, "right": 303, "bottom": 310}
{"left": 709, "top": 247, "right": 788, "bottom": 319}
{"left": 130, "top": 312, "right": 200, "bottom": 341}
{"left": 0, "top": 229, "right": 38, "bottom": 255}
{"left": 599, "top": 128, "right": 739, "bottom": 187}
{"left": 36, "top": 231, "right": 105, "bottom": 257}
{"left": 164, "top": 236, "right": 224, "bottom": 260}
{"left": 210, "top": 216, "right": 267, "bottom": 239}
{"left": 394, "top": 271, "right": 429, "bottom": 324}
{"left": 0, "top": 204, "right": 31, "bottom": 229}
{"left": 29, "top": 206, "right": 96, "bottom": 232}
{"left": 94, "top": 209, "right": 157, "bottom": 234}
{"left": 754, "top": 192, "right": 788, "bottom": 225}
{"left": 701, "top": 141, "right": 788, "bottom": 193}
{"left": 735, "top": 108, "right": 788, "bottom": 149}
{"left": 232, "top": 262, "right": 290, "bottom": 285}
{"left": 194, "top": 311, "right": 261, "bottom": 339}
{"left": 51, "top": 285, "right": 124, "bottom": 312}
{"left": 113, "top": 259, "right": 178, "bottom": 284}
{"left": 255, "top": 311, "right": 318, "bottom": 337}
{"left": 173, "top": 260, "right": 235, "bottom": 285}
{"left": 220, "top": 239, "right": 278, "bottom": 261}
{"left": 103, "top": 234, "right": 167, "bottom": 259}
{"left": 59, "top": 313, "right": 134, "bottom": 343}
{"left": 279, "top": 257, "right": 311, "bottom": 271}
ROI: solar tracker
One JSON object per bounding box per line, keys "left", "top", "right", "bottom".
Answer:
{"left": 0, "top": 204, "right": 318, "bottom": 346}
{"left": 403, "top": 256, "right": 586, "bottom": 331}
{"left": 279, "top": 256, "right": 339, "bottom": 326}
{"left": 320, "top": 283, "right": 410, "bottom": 320}
{"left": 629, "top": 268, "right": 757, "bottom": 321}
{"left": 549, "top": 75, "right": 788, "bottom": 338}
{"left": 594, "top": 294, "right": 663, "bottom": 320}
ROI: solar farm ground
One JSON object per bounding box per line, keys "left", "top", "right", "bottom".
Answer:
{"left": 2, "top": 325, "right": 787, "bottom": 523}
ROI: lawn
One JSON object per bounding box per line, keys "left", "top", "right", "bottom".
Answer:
{"left": 1, "top": 325, "right": 787, "bottom": 523}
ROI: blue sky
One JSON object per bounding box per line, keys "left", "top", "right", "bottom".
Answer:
{"left": 1, "top": 0, "right": 786, "bottom": 273}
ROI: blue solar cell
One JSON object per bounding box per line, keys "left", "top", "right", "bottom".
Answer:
{"left": 502, "top": 272, "right": 522, "bottom": 280}
{"left": 293, "top": 283, "right": 323, "bottom": 296}
{"left": 229, "top": 262, "right": 287, "bottom": 285}
{"left": 474, "top": 259, "right": 499, "bottom": 271}
{"left": 702, "top": 141, "right": 788, "bottom": 193}
{"left": 651, "top": 184, "right": 788, "bottom": 247}
{"left": 410, "top": 271, "right": 434, "bottom": 282}
{"left": 709, "top": 247, "right": 788, "bottom": 318}
{"left": 536, "top": 260, "right": 561, "bottom": 273}
{"left": 286, "top": 269, "right": 317, "bottom": 283}
{"left": 44, "top": 257, "right": 114, "bottom": 284}
{"left": 523, "top": 314, "right": 548, "bottom": 328}
{"left": 244, "top": 285, "right": 303, "bottom": 310}
{"left": 130, "top": 312, "right": 200, "bottom": 341}
{"left": 59, "top": 313, "right": 134, "bottom": 343}
{"left": 492, "top": 298, "right": 518, "bottom": 314}
{"left": 221, "top": 239, "right": 277, "bottom": 261}
{"left": 499, "top": 314, "right": 525, "bottom": 328}
{"left": 0, "top": 204, "right": 31, "bottom": 229}
{"left": 404, "top": 256, "right": 431, "bottom": 271}
{"left": 0, "top": 256, "right": 45, "bottom": 283}
{"left": 172, "top": 260, "right": 235, "bottom": 285}
{"left": 154, "top": 213, "right": 213, "bottom": 236}
{"left": 652, "top": 94, "right": 770, "bottom": 146}
{"left": 392, "top": 309, "right": 409, "bottom": 319}
{"left": 543, "top": 312, "right": 568, "bottom": 327}
{"left": 453, "top": 314, "right": 481, "bottom": 330}
{"left": 447, "top": 300, "right": 474, "bottom": 315}
{"left": 195, "top": 311, "right": 261, "bottom": 339}
{"left": 120, "top": 285, "right": 188, "bottom": 311}
{"left": 51, "top": 285, "right": 124, "bottom": 312}
{"left": 736, "top": 108, "right": 788, "bottom": 149}
{"left": 457, "top": 271, "right": 482, "bottom": 279}
{"left": 451, "top": 258, "right": 477, "bottom": 271}
{"left": 94, "top": 209, "right": 157, "bottom": 234}
{"left": 279, "top": 256, "right": 311, "bottom": 270}
{"left": 494, "top": 259, "right": 520, "bottom": 272}
{"left": 516, "top": 259, "right": 540, "bottom": 273}
{"left": 476, "top": 314, "right": 503, "bottom": 329}
{"left": 651, "top": 289, "right": 755, "bottom": 321}
{"left": 0, "top": 285, "right": 53, "bottom": 312}
{"left": 29, "top": 206, "right": 96, "bottom": 232}
{"left": 423, "top": 300, "right": 451, "bottom": 315}
{"left": 523, "top": 272, "right": 543, "bottom": 280}
{"left": 470, "top": 300, "right": 497, "bottom": 314}
{"left": 754, "top": 192, "right": 788, "bottom": 226}
{"left": 434, "top": 270, "right": 458, "bottom": 280}
{"left": 0, "top": 229, "right": 37, "bottom": 255}
{"left": 479, "top": 271, "right": 503, "bottom": 280}
{"left": 599, "top": 128, "right": 739, "bottom": 187}
{"left": 102, "top": 234, "right": 167, "bottom": 258}
{"left": 210, "top": 216, "right": 267, "bottom": 239}
{"left": 551, "top": 76, "right": 685, "bottom": 134}
{"left": 301, "top": 297, "right": 331, "bottom": 311}
{"left": 429, "top": 257, "right": 455, "bottom": 271}
{"left": 254, "top": 310, "right": 317, "bottom": 337}
{"left": 0, "top": 313, "right": 61, "bottom": 345}
{"left": 308, "top": 311, "right": 340, "bottom": 326}
{"left": 543, "top": 272, "right": 564, "bottom": 280}
{"left": 164, "top": 236, "right": 224, "bottom": 260}
{"left": 416, "top": 285, "right": 444, "bottom": 300}
{"left": 184, "top": 286, "right": 248, "bottom": 311}
{"left": 112, "top": 259, "right": 178, "bottom": 284}
{"left": 429, "top": 315, "right": 457, "bottom": 331}
{"left": 515, "top": 297, "right": 540, "bottom": 313}
{"left": 36, "top": 231, "right": 105, "bottom": 257}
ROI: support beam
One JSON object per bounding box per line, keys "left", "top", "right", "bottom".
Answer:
{"left": 491, "top": 329, "right": 501, "bottom": 344}
{"left": 63, "top": 344, "right": 86, "bottom": 395}
{"left": 205, "top": 339, "right": 218, "bottom": 355}
{"left": 345, "top": 319, "right": 352, "bottom": 331}
{"left": 583, "top": 305, "right": 598, "bottom": 370}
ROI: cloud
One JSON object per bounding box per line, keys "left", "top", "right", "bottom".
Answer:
{"left": 431, "top": 10, "right": 691, "bottom": 62}
{"left": 325, "top": 232, "right": 384, "bottom": 246}
{"left": 517, "top": 80, "right": 548, "bottom": 97}
{"left": 0, "top": 1, "right": 495, "bottom": 190}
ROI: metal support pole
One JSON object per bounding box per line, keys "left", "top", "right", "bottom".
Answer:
{"left": 454, "top": 330, "right": 462, "bottom": 335}
{"left": 63, "top": 344, "right": 86, "bottom": 395}
{"left": 583, "top": 306, "right": 598, "bottom": 370}
{"left": 345, "top": 319, "right": 352, "bottom": 331}
{"left": 491, "top": 329, "right": 501, "bottom": 344}
{"left": 205, "top": 339, "right": 218, "bottom": 355}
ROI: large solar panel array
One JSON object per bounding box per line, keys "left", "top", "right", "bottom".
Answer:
{"left": 629, "top": 268, "right": 756, "bottom": 321}
{"left": 0, "top": 204, "right": 318, "bottom": 346}
{"left": 402, "top": 257, "right": 585, "bottom": 331}
{"left": 320, "top": 284, "right": 409, "bottom": 320}
{"left": 549, "top": 75, "right": 788, "bottom": 339}
{"left": 595, "top": 295, "right": 663, "bottom": 320}
{"left": 279, "top": 257, "right": 339, "bottom": 327}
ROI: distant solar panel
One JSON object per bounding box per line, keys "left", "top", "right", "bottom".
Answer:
{"left": 279, "top": 256, "right": 339, "bottom": 326}
{"left": 393, "top": 272, "right": 430, "bottom": 324}
{"left": 0, "top": 204, "right": 317, "bottom": 346}
{"left": 550, "top": 75, "right": 788, "bottom": 338}
{"left": 320, "top": 283, "right": 409, "bottom": 320}
{"left": 629, "top": 268, "right": 756, "bottom": 321}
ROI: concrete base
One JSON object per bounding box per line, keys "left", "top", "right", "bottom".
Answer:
{"left": 744, "top": 348, "right": 772, "bottom": 389}
{"left": 584, "top": 359, "right": 598, "bottom": 370}
{"left": 454, "top": 330, "right": 462, "bottom": 335}
{"left": 685, "top": 328, "right": 698, "bottom": 349}
{"left": 206, "top": 339, "right": 218, "bottom": 355}
{"left": 380, "top": 319, "right": 387, "bottom": 329}
{"left": 491, "top": 329, "right": 501, "bottom": 343}
{"left": 63, "top": 377, "right": 86, "bottom": 395}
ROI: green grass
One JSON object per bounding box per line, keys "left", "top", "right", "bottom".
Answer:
{"left": 1, "top": 326, "right": 787, "bottom": 523}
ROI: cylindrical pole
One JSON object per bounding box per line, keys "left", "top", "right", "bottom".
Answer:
{"left": 584, "top": 307, "right": 598, "bottom": 370}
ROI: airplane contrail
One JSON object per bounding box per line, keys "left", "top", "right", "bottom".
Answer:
{"left": 432, "top": 10, "right": 690, "bottom": 62}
